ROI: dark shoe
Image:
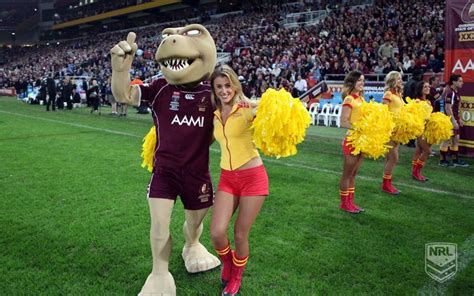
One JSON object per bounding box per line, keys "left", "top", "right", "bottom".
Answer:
{"left": 453, "top": 160, "right": 469, "bottom": 167}
{"left": 439, "top": 160, "right": 454, "bottom": 168}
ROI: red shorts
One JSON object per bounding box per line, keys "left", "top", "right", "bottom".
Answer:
{"left": 217, "top": 165, "right": 269, "bottom": 197}
{"left": 148, "top": 166, "right": 213, "bottom": 210}
{"left": 341, "top": 136, "right": 356, "bottom": 156}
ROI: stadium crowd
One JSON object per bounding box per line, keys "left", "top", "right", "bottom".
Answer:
{"left": 1, "top": 0, "right": 445, "bottom": 99}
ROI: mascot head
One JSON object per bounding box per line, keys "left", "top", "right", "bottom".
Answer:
{"left": 156, "top": 24, "right": 216, "bottom": 86}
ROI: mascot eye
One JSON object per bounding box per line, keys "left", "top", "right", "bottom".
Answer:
{"left": 184, "top": 29, "right": 201, "bottom": 36}
{"left": 162, "top": 33, "right": 170, "bottom": 39}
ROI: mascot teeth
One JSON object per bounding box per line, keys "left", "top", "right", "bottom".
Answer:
{"left": 162, "top": 58, "right": 190, "bottom": 72}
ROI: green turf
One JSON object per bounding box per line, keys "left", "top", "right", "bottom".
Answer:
{"left": 1, "top": 97, "right": 473, "bottom": 295}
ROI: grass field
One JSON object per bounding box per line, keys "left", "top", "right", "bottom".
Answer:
{"left": 1, "top": 96, "right": 473, "bottom": 295}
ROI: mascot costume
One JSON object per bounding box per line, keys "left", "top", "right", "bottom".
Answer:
{"left": 110, "top": 24, "right": 219, "bottom": 295}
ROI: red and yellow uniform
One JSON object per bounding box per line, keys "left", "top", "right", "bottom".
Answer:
{"left": 214, "top": 104, "right": 268, "bottom": 197}
{"left": 341, "top": 94, "right": 365, "bottom": 155}
{"left": 382, "top": 90, "right": 403, "bottom": 194}
{"left": 411, "top": 97, "right": 433, "bottom": 182}
{"left": 383, "top": 90, "right": 404, "bottom": 114}
{"left": 214, "top": 104, "right": 259, "bottom": 171}
{"left": 342, "top": 93, "right": 364, "bottom": 124}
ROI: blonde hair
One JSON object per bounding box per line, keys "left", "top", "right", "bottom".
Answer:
{"left": 210, "top": 64, "right": 249, "bottom": 110}
{"left": 342, "top": 71, "right": 364, "bottom": 99}
{"left": 384, "top": 71, "right": 402, "bottom": 94}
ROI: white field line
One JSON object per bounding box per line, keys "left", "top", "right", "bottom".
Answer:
{"left": 2, "top": 110, "right": 473, "bottom": 200}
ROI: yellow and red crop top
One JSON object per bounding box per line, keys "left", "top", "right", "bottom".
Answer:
{"left": 213, "top": 104, "right": 260, "bottom": 170}
{"left": 383, "top": 90, "right": 404, "bottom": 113}
{"left": 342, "top": 94, "right": 364, "bottom": 124}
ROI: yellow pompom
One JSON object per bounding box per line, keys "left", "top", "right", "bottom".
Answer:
{"left": 346, "top": 101, "right": 395, "bottom": 159}
{"left": 391, "top": 98, "right": 432, "bottom": 144}
{"left": 405, "top": 97, "right": 433, "bottom": 121}
{"left": 423, "top": 112, "right": 453, "bottom": 145}
{"left": 252, "top": 88, "right": 311, "bottom": 158}
{"left": 141, "top": 126, "right": 157, "bottom": 172}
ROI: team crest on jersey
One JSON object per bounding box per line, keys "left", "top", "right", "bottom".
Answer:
{"left": 170, "top": 91, "right": 180, "bottom": 111}
{"left": 198, "top": 97, "right": 208, "bottom": 112}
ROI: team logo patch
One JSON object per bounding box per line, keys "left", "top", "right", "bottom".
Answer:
{"left": 198, "top": 183, "right": 211, "bottom": 203}
{"left": 425, "top": 243, "right": 457, "bottom": 283}
{"left": 198, "top": 97, "right": 208, "bottom": 112}
{"left": 200, "top": 183, "right": 210, "bottom": 194}
{"left": 170, "top": 91, "right": 180, "bottom": 111}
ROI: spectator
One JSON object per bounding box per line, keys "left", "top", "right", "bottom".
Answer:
{"left": 46, "top": 74, "right": 57, "bottom": 112}
{"left": 294, "top": 75, "right": 308, "bottom": 96}
{"left": 378, "top": 40, "right": 394, "bottom": 60}
{"left": 87, "top": 79, "right": 100, "bottom": 114}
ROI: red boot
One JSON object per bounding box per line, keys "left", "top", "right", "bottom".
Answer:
{"left": 339, "top": 190, "right": 360, "bottom": 213}
{"left": 412, "top": 160, "right": 428, "bottom": 182}
{"left": 411, "top": 161, "right": 417, "bottom": 178}
{"left": 222, "top": 253, "right": 248, "bottom": 296}
{"left": 215, "top": 243, "right": 233, "bottom": 287}
{"left": 348, "top": 188, "right": 364, "bottom": 212}
{"left": 382, "top": 175, "right": 400, "bottom": 195}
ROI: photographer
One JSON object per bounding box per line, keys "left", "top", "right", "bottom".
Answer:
{"left": 87, "top": 78, "right": 100, "bottom": 114}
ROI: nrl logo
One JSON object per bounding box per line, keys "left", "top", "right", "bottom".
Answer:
{"left": 425, "top": 243, "right": 457, "bottom": 283}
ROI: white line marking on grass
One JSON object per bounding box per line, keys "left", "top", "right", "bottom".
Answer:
{"left": 418, "top": 233, "right": 474, "bottom": 295}
{"left": 262, "top": 158, "right": 474, "bottom": 200}
{"left": 0, "top": 110, "right": 142, "bottom": 138}
{"left": 3, "top": 110, "right": 473, "bottom": 200}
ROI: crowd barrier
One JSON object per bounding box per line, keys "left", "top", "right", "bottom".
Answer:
{"left": 0, "top": 88, "right": 17, "bottom": 96}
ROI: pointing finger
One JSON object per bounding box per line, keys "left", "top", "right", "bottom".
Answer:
{"left": 127, "top": 32, "right": 136, "bottom": 46}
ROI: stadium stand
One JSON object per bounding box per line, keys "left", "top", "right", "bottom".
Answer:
{"left": 0, "top": 0, "right": 445, "bottom": 100}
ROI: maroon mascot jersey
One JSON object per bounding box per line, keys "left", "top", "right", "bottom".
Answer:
{"left": 138, "top": 77, "right": 214, "bottom": 173}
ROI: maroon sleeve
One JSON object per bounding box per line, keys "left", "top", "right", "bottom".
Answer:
{"left": 138, "top": 78, "right": 167, "bottom": 104}
{"left": 445, "top": 89, "right": 454, "bottom": 105}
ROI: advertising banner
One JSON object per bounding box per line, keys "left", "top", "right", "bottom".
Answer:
{"left": 445, "top": 1, "right": 474, "bottom": 155}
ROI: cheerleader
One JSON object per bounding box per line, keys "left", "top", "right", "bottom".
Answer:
{"left": 339, "top": 71, "right": 366, "bottom": 213}
{"left": 381, "top": 71, "right": 404, "bottom": 195}
{"left": 209, "top": 65, "right": 269, "bottom": 296}
{"left": 411, "top": 81, "right": 432, "bottom": 181}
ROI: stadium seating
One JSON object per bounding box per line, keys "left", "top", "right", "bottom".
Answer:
{"left": 0, "top": 0, "right": 446, "bottom": 106}
{"left": 308, "top": 102, "right": 320, "bottom": 125}
{"left": 316, "top": 103, "right": 332, "bottom": 126}
{"left": 328, "top": 104, "right": 342, "bottom": 128}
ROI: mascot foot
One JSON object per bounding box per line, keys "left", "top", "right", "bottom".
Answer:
{"left": 138, "top": 272, "right": 176, "bottom": 296}
{"left": 182, "top": 243, "right": 220, "bottom": 273}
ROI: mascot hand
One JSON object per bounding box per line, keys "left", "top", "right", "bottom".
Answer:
{"left": 110, "top": 32, "right": 138, "bottom": 73}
